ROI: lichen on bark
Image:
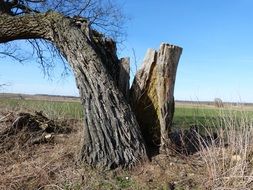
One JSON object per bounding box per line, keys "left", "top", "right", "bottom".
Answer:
{"left": 130, "top": 44, "right": 182, "bottom": 152}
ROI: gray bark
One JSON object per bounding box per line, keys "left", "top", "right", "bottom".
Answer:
{"left": 130, "top": 49, "right": 160, "bottom": 148}
{"left": 118, "top": 57, "right": 130, "bottom": 100}
{"left": 0, "top": 12, "right": 147, "bottom": 169}
{"left": 157, "top": 44, "right": 182, "bottom": 152}
{"left": 130, "top": 44, "right": 182, "bottom": 152}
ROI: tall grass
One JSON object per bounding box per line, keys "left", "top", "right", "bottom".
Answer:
{"left": 197, "top": 108, "right": 253, "bottom": 189}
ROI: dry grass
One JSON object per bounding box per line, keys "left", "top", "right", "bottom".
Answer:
{"left": 1, "top": 97, "right": 253, "bottom": 189}
{"left": 195, "top": 109, "right": 253, "bottom": 189}
{"left": 0, "top": 108, "right": 202, "bottom": 190}
{"left": 0, "top": 110, "right": 82, "bottom": 190}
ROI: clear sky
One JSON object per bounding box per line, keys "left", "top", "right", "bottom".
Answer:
{"left": 1, "top": 0, "right": 253, "bottom": 102}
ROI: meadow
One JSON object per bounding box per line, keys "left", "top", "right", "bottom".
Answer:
{"left": 0, "top": 97, "right": 83, "bottom": 120}
{"left": 3, "top": 96, "right": 251, "bottom": 127}
{"left": 1, "top": 96, "right": 253, "bottom": 189}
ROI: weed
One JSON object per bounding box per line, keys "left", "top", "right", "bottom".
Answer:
{"left": 196, "top": 109, "right": 253, "bottom": 189}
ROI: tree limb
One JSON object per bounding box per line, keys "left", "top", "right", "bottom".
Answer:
{"left": 0, "top": 12, "right": 54, "bottom": 43}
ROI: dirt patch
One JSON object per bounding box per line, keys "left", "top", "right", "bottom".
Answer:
{"left": 0, "top": 111, "right": 72, "bottom": 153}
{"left": 0, "top": 110, "right": 82, "bottom": 190}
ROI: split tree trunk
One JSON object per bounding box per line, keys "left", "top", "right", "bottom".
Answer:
{"left": 0, "top": 11, "right": 183, "bottom": 168}
{"left": 0, "top": 12, "right": 147, "bottom": 169}
{"left": 130, "top": 44, "right": 182, "bottom": 152}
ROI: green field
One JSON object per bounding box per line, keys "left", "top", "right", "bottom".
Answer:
{"left": 0, "top": 98, "right": 83, "bottom": 120}
{"left": 174, "top": 106, "right": 219, "bottom": 128}
{"left": 1, "top": 97, "right": 253, "bottom": 129}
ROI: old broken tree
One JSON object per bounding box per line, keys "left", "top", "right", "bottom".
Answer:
{"left": 130, "top": 45, "right": 182, "bottom": 152}
{"left": 0, "top": 3, "right": 182, "bottom": 169}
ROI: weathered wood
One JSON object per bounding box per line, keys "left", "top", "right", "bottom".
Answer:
{"left": 130, "top": 49, "right": 160, "bottom": 148}
{"left": 130, "top": 43, "right": 182, "bottom": 152}
{"left": 118, "top": 57, "right": 130, "bottom": 100}
{"left": 157, "top": 44, "right": 182, "bottom": 152}
{"left": 0, "top": 12, "right": 147, "bottom": 169}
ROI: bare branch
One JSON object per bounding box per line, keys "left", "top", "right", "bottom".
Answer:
{"left": 28, "top": 39, "right": 55, "bottom": 77}
{"left": 0, "top": 51, "right": 25, "bottom": 62}
{"left": 0, "top": 0, "right": 40, "bottom": 15}
{"left": 0, "top": 0, "right": 127, "bottom": 76}
{"left": 76, "top": 0, "right": 92, "bottom": 16}
{"left": 132, "top": 48, "right": 138, "bottom": 73}
{"left": 13, "top": 2, "right": 40, "bottom": 14}
{"left": 0, "top": 42, "right": 28, "bottom": 63}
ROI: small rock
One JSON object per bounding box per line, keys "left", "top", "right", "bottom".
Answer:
{"left": 45, "top": 134, "right": 52, "bottom": 139}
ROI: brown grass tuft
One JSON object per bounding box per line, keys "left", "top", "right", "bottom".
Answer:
{"left": 196, "top": 109, "right": 253, "bottom": 189}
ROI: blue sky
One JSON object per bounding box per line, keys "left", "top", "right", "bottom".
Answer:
{"left": 1, "top": 0, "right": 253, "bottom": 102}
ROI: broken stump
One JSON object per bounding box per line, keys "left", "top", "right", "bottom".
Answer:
{"left": 130, "top": 43, "right": 182, "bottom": 152}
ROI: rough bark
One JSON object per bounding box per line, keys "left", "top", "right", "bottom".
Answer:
{"left": 91, "top": 30, "right": 130, "bottom": 99}
{"left": 0, "top": 12, "right": 147, "bottom": 169}
{"left": 130, "top": 44, "right": 182, "bottom": 152}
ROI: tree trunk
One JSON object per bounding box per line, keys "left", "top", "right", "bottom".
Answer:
{"left": 0, "top": 12, "right": 147, "bottom": 169}
{"left": 130, "top": 44, "right": 182, "bottom": 153}
{"left": 157, "top": 44, "right": 182, "bottom": 152}
{"left": 118, "top": 57, "right": 130, "bottom": 100}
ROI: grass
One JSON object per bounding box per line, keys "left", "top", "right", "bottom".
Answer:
{"left": 174, "top": 104, "right": 253, "bottom": 130}
{"left": 174, "top": 106, "right": 219, "bottom": 128}
{"left": 196, "top": 110, "right": 253, "bottom": 189}
{"left": 2, "top": 97, "right": 253, "bottom": 128}
{"left": 1, "top": 97, "right": 253, "bottom": 189}
{"left": 0, "top": 98, "right": 83, "bottom": 120}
